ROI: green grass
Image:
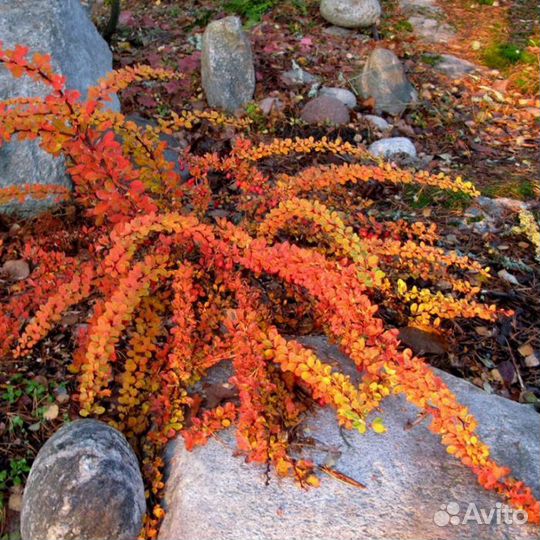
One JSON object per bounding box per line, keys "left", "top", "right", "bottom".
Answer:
{"left": 481, "top": 179, "right": 538, "bottom": 200}
{"left": 403, "top": 186, "right": 474, "bottom": 210}
{"left": 223, "top": 0, "right": 277, "bottom": 26}
{"left": 421, "top": 53, "right": 443, "bottom": 66}
{"left": 483, "top": 42, "right": 536, "bottom": 69}
{"left": 395, "top": 19, "right": 414, "bottom": 32}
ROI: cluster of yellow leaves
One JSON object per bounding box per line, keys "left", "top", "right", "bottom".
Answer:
{"left": 117, "top": 296, "right": 166, "bottom": 436}
{"left": 258, "top": 197, "right": 504, "bottom": 328}
{"left": 396, "top": 279, "right": 500, "bottom": 328}
{"left": 512, "top": 209, "right": 540, "bottom": 263}
{"left": 274, "top": 162, "right": 479, "bottom": 201}
{"left": 156, "top": 109, "right": 252, "bottom": 131}
{"left": 232, "top": 135, "right": 370, "bottom": 162}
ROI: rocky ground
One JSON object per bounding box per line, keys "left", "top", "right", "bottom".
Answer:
{"left": 96, "top": 0, "right": 539, "bottom": 197}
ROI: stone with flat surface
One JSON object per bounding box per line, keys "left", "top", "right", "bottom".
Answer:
{"left": 159, "top": 336, "right": 540, "bottom": 540}
{"left": 0, "top": 0, "right": 117, "bottom": 216}
{"left": 434, "top": 54, "right": 477, "bottom": 79}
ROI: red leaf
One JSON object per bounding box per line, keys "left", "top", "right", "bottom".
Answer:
{"left": 129, "top": 180, "right": 146, "bottom": 196}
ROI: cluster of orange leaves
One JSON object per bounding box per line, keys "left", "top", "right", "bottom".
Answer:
{"left": 0, "top": 43, "right": 538, "bottom": 538}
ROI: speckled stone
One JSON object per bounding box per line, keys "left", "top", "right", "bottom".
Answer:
{"left": 320, "top": 0, "right": 382, "bottom": 28}
{"left": 21, "top": 420, "right": 145, "bottom": 540}
{"left": 354, "top": 48, "right": 418, "bottom": 115}
{"left": 433, "top": 54, "right": 477, "bottom": 79}
{"left": 201, "top": 16, "right": 255, "bottom": 113}
{"left": 368, "top": 136, "right": 417, "bottom": 158}
{"left": 408, "top": 16, "right": 456, "bottom": 43}
{"left": 319, "top": 87, "right": 358, "bottom": 108}
{"left": 363, "top": 114, "right": 392, "bottom": 131}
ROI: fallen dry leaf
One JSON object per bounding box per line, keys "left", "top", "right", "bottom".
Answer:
{"left": 497, "top": 269, "right": 520, "bottom": 285}
{"left": 43, "top": 403, "right": 59, "bottom": 421}
{"left": 518, "top": 343, "right": 534, "bottom": 358}
{"left": 490, "top": 368, "right": 504, "bottom": 383}
{"left": 524, "top": 354, "right": 540, "bottom": 368}
{"left": 475, "top": 326, "right": 492, "bottom": 337}
{"left": 8, "top": 487, "right": 23, "bottom": 512}
{"left": 497, "top": 360, "right": 517, "bottom": 385}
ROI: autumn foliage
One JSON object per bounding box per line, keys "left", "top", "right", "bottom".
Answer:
{"left": 0, "top": 42, "right": 538, "bottom": 537}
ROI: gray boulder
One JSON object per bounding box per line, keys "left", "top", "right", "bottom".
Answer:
{"left": 301, "top": 95, "right": 351, "bottom": 125}
{"left": 201, "top": 16, "right": 255, "bottom": 113}
{"left": 459, "top": 196, "right": 529, "bottom": 235}
{"left": 0, "top": 0, "right": 117, "bottom": 217}
{"left": 476, "top": 196, "right": 528, "bottom": 217}
{"left": 21, "top": 420, "right": 145, "bottom": 540}
{"left": 363, "top": 114, "right": 392, "bottom": 131}
{"left": 159, "top": 336, "right": 540, "bottom": 540}
{"left": 434, "top": 54, "right": 477, "bottom": 79}
{"left": 319, "top": 86, "right": 357, "bottom": 108}
{"left": 320, "top": 0, "right": 382, "bottom": 28}
{"left": 397, "top": 0, "right": 456, "bottom": 42}
{"left": 368, "top": 136, "right": 417, "bottom": 158}
{"left": 354, "top": 48, "right": 418, "bottom": 116}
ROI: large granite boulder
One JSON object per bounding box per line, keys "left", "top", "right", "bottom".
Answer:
{"left": 159, "top": 336, "right": 540, "bottom": 540}
{"left": 201, "top": 16, "right": 255, "bottom": 113}
{"left": 21, "top": 420, "right": 145, "bottom": 540}
{"left": 320, "top": 0, "right": 382, "bottom": 28}
{"left": 0, "top": 0, "right": 117, "bottom": 217}
{"left": 354, "top": 48, "right": 418, "bottom": 116}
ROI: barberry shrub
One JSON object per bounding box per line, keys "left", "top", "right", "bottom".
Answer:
{"left": 0, "top": 42, "right": 538, "bottom": 537}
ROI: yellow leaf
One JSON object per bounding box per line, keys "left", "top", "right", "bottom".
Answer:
{"left": 306, "top": 475, "right": 320, "bottom": 487}
{"left": 93, "top": 405, "right": 106, "bottom": 415}
{"left": 372, "top": 418, "right": 387, "bottom": 434}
